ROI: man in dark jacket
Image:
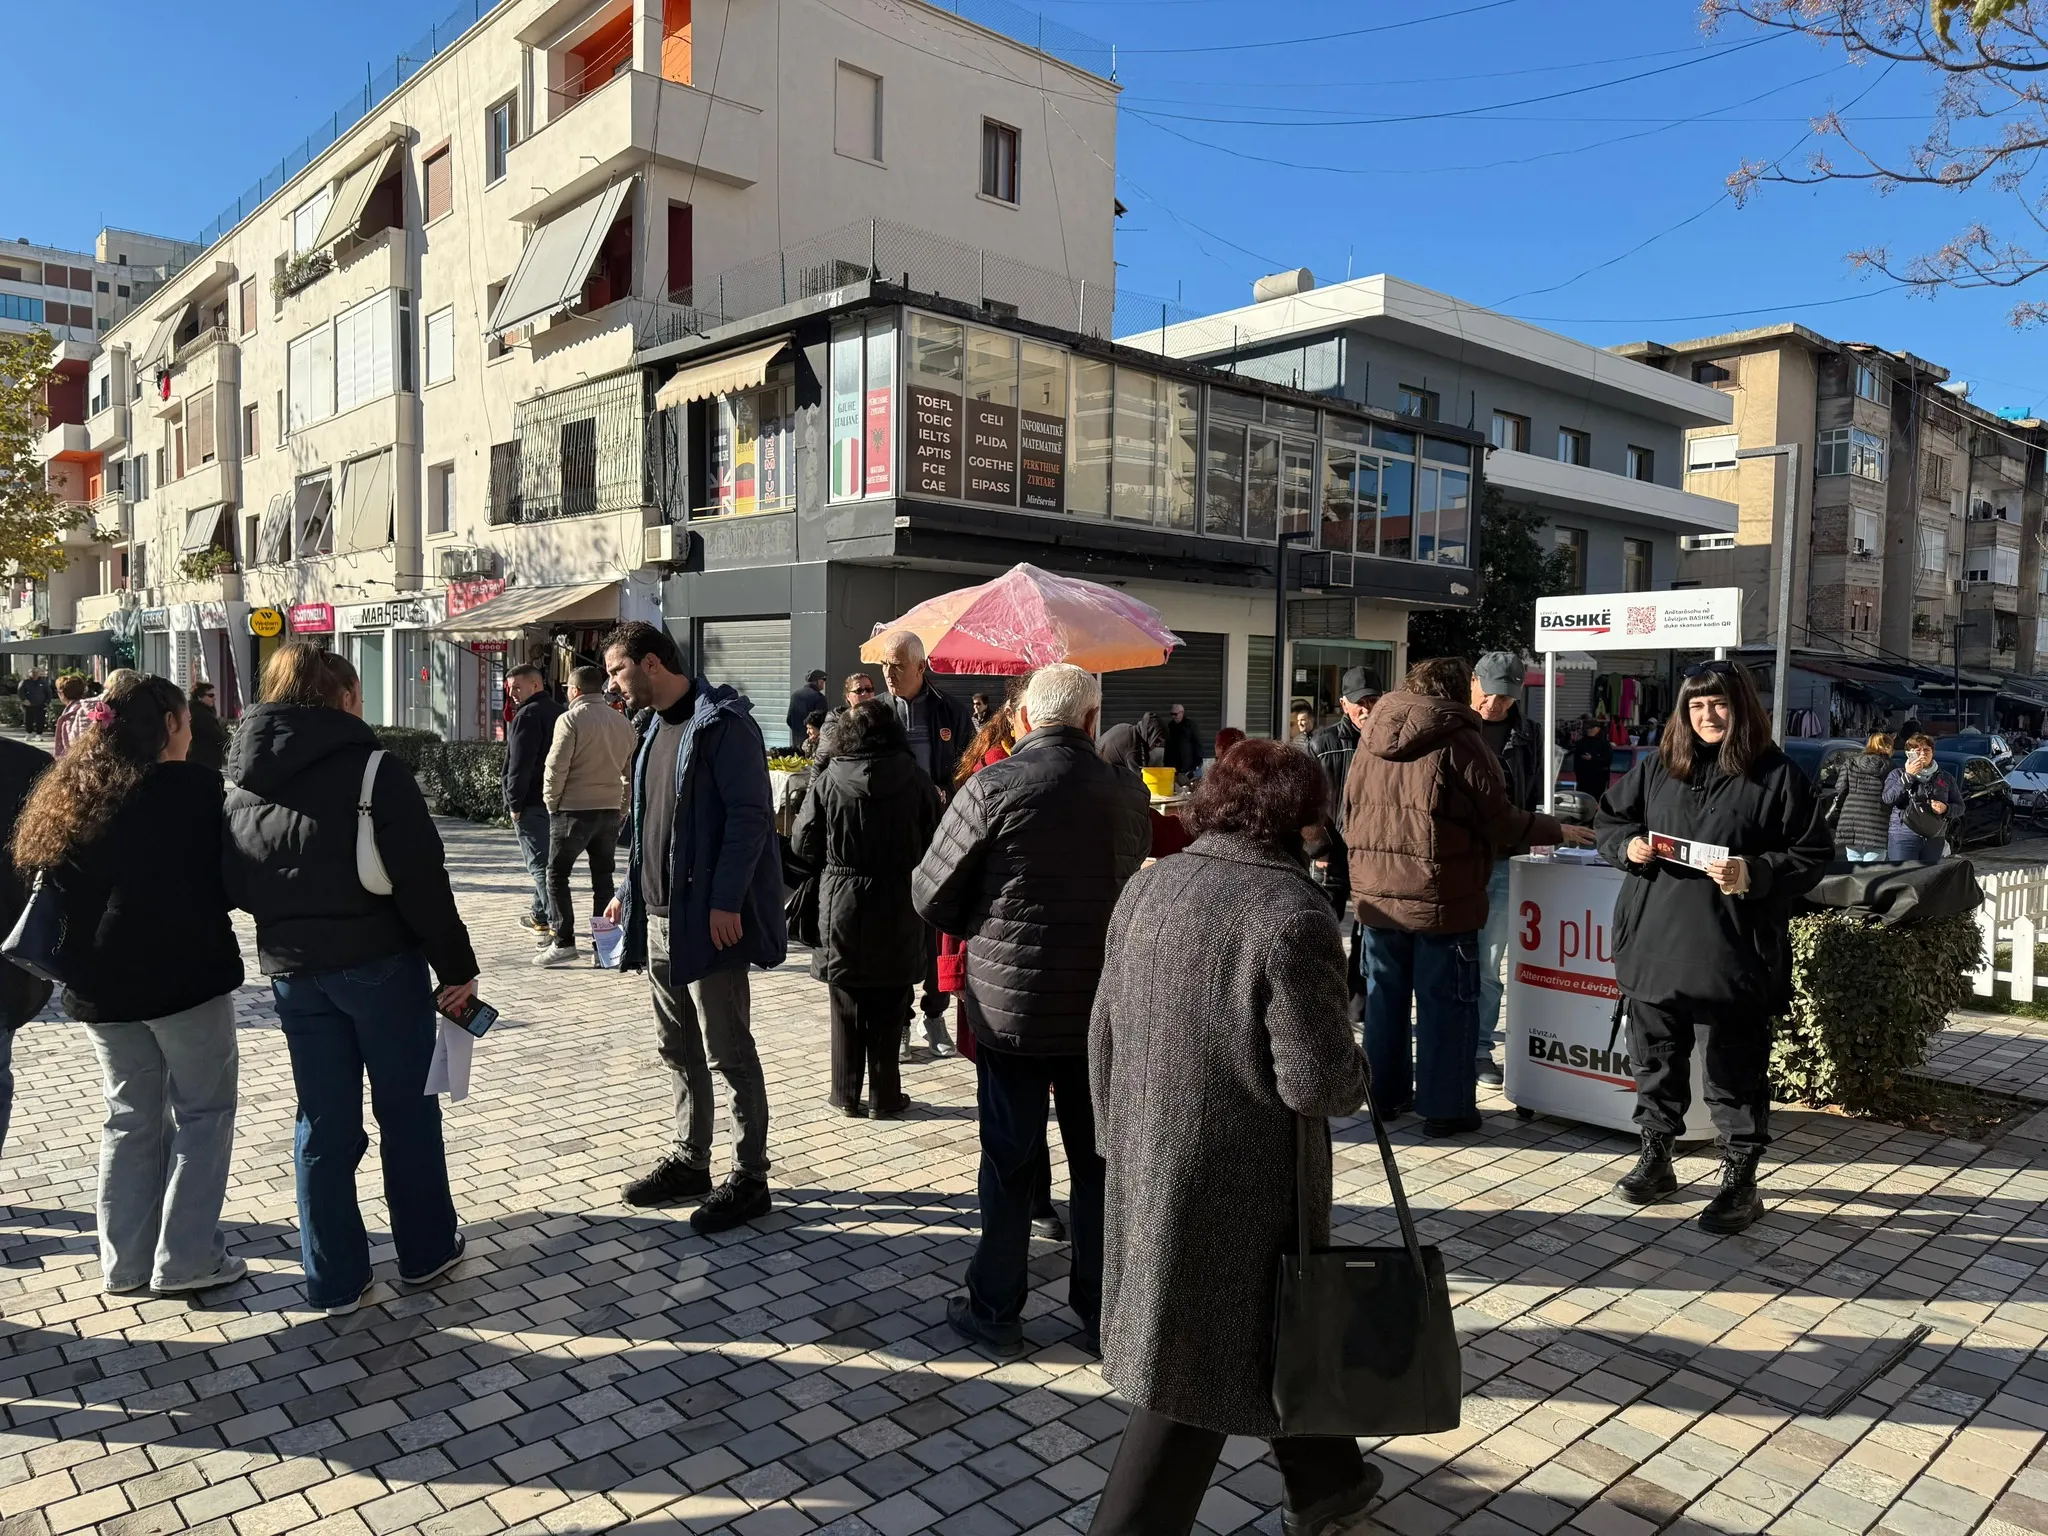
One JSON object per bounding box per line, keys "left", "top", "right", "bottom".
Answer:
{"left": 503, "top": 666, "right": 564, "bottom": 933}
{"left": 0, "top": 735, "right": 50, "bottom": 1155}
{"left": 1161, "top": 703, "right": 1205, "bottom": 779}
{"left": 1303, "top": 668, "right": 1380, "bottom": 1022}
{"left": 878, "top": 628, "right": 975, "bottom": 1058}
{"left": 18, "top": 671, "right": 52, "bottom": 735}
{"left": 914, "top": 663, "right": 1150, "bottom": 1358}
{"left": 1472, "top": 652, "right": 1551, "bottom": 1087}
{"left": 604, "top": 621, "right": 786, "bottom": 1235}
{"left": 188, "top": 682, "right": 229, "bottom": 771}
{"left": 785, "top": 669, "right": 829, "bottom": 750}
{"left": 1571, "top": 717, "right": 1614, "bottom": 798}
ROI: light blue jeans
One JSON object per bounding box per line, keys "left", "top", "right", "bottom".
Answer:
{"left": 1477, "top": 859, "right": 1513, "bottom": 1062}
{"left": 82, "top": 995, "right": 240, "bottom": 1292}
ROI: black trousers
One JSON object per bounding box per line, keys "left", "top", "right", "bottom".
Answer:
{"left": 1628, "top": 995, "right": 1771, "bottom": 1151}
{"left": 23, "top": 703, "right": 45, "bottom": 734}
{"left": 829, "top": 985, "right": 908, "bottom": 1110}
{"left": 547, "top": 810, "right": 620, "bottom": 946}
{"left": 1090, "top": 1406, "right": 1367, "bottom": 1535}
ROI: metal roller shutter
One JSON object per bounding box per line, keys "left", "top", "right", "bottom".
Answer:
{"left": 698, "top": 618, "right": 792, "bottom": 713}
{"left": 1100, "top": 631, "right": 1228, "bottom": 735}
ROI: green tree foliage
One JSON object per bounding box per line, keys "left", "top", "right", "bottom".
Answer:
{"left": 1711, "top": 0, "right": 2048, "bottom": 325}
{"left": 0, "top": 330, "right": 84, "bottom": 578}
{"left": 1407, "top": 488, "right": 1576, "bottom": 660}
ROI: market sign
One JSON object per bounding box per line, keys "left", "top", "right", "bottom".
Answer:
{"left": 448, "top": 578, "right": 506, "bottom": 617}
{"left": 339, "top": 600, "right": 429, "bottom": 630}
{"left": 1533, "top": 588, "right": 1741, "bottom": 654}
{"left": 248, "top": 607, "right": 285, "bottom": 638}
{"left": 289, "top": 603, "right": 336, "bottom": 635}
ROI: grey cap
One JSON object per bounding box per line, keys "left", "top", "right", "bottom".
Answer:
{"left": 1340, "top": 666, "right": 1382, "bottom": 705}
{"left": 1474, "top": 651, "right": 1525, "bottom": 701}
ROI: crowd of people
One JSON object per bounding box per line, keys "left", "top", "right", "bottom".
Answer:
{"left": 0, "top": 627, "right": 1910, "bottom": 1536}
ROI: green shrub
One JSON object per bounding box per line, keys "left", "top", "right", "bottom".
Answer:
{"left": 371, "top": 726, "right": 441, "bottom": 774}
{"left": 432, "top": 741, "right": 509, "bottom": 824}
{"left": 0, "top": 695, "right": 22, "bottom": 728}
{"left": 1772, "top": 909, "right": 1982, "bottom": 1114}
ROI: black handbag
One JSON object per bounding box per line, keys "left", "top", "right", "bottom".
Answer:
{"left": 1903, "top": 796, "right": 1949, "bottom": 841}
{"left": 1271, "top": 1091, "right": 1462, "bottom": 1437}
{"left": 1, "top": 871, "right": 70, "bottom": 988}
{"left": 784, "top": 872, "right": 821, "bottom": 950}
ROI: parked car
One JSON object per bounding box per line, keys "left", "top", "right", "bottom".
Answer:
{"left": 1939, "top": 730, "right": 2015, "bottom": 773}
{"left": 2004, "top": 748, "right": 2048, "bottom": 825}
{"left": 1784, "top": 737, "right": 2014, "bottom": 849}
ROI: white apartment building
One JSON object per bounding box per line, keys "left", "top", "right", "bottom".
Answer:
{"left": 55, "top": 0, "right": 1117, "bottom": 735}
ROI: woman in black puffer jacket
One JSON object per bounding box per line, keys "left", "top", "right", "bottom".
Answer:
{"left": 1829, "top": 733, "right": 1895, "bottom": 862}
{"left": 224, "top": 643, "right": 478, "bottom": 1317}
{"left": 1595, "top": 660, "right": 1833, "bottom": 1237}
{"left": 791, "top": 701, "right": 941, "bottom": 1117}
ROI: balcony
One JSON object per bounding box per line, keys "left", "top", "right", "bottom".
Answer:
{"left": 159, "top": 458, "right": 240, "bottom": 522}
{"left": 505, "top": 69, "right": 760, "bottom": 226}
{"left": 281, "top": 227, "right": 407, "bottom": 334}
{"left": 1485, "top": 450, "right": 1738, "bottom": 536}
{"left": 86, "top": 402, "right": 130, "bottom": 455}
{"left": 88, "top": 494, "right": 130, "bottom": 545}
{"left": 74, "top": 591, "right": 134, "bottom": 631}
{"left": 37, "top": 422, "right": 88, "bottom": 463}
{"left": 174, "top": 325, "right": 233, "bottom": 367}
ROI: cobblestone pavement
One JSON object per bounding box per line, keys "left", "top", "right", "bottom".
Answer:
{"left": 1923, "top": 1011, "right": 2048, "bottom": 1112}
{"left": 8, "top": 821, "right": 2048, "bottom": 1536}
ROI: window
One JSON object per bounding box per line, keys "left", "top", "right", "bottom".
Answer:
{"left": 287, "top": 323, "right": 335, "bottom": 430}
{"left": 826, "top": 315, "right": 899, "bottom": 501}
{"left": 1922, "top": 450, "right": 1952, "bottom": 500}
{"left": 294, "top": 472, "right": 334, "bottom": 557}
{"left": 1819, "top": 426, "right": 1886, "bottom": 480}
{"left": 1998, "top": 545, "right": 2021, "bottom": 586}
{"left": 1852, "top": 508, "right": 1880, "bottom": 556}
{"left": 835, "top": 64, "right": 882, "bottom": 161}
{"left": 489, "top": 440, "right": 522, "bottom": 524}
{"left": 292, "top": 187, "right": 333, "bottom": 254}
{"left": 0, "top": 295, "right": 41, "bottom": 324}
{"left": 242, "top": 403, "right": 259, "bottom": 459}
{"left": 187, "top": 390, "right": 215, "bottom": 466}
{"left": 707, "top": 383, "right": 798, "bottom": 515}
{"left": 238, "top": 277, "right": 257, "bottom": 336}
{"left": 981, "top": 120, "right": 1020, "bottom": 203}
{"left": 334, "top": 290, "right": 396, "bottom": 414}
{"left": 1626, "top": 445, "right": 1655, "bottom": 482}
{"left": 485, "top": 98, "right": 516, "bottom": 184}
{"left": 1397, "top": 384, "right": 1438, "bottom": 421}
{"left": 1557, "top": 427, "right": 1590, "bottom": 466}
{"left": 486, "top": 279, "right": 525, "bottom": 358}
{"left": 1692, "top": 359, "right": 1734, "bottom": 387}
{"left": 1686, "top": 433, "right": 1739, "bottom": 472}
{"left": 1555, "top": 527, "right": 1588, "bottom": 592}
{"left": 424, "top": 306, "right": 455, "bottom": 387}
{"left": 1490, "top": 411, "right": 1529, "bottom": 453}
{"left": 1853, "top": 361, "right": 1888, "bottom": 404}
{"left": 1919, "top": 525, "right": 1947, "bottom": 575}
{"left": 1622, "top": 538, "right": 1652, "bottom": 591}
{"left": 667, "top": 202, "right": 693, "bottom": 300}
{"left": 423, "top": 146, "right": 452, "bottom": 223}
{"left": 428, "top": 462, "right": 454, "bottom": 535}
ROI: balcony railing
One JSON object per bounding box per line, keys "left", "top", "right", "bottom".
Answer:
{"left": 89, "top": 494, "right": 130, "bottom": 544}
{"left": 174, "top": 325, "right": 233, "bottom": 366}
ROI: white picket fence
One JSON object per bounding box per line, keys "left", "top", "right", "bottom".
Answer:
{"left": 1971, "top": 866, "right": 2048, "bottom": 1000}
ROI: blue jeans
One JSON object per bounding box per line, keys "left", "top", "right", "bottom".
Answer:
{"left": 1363, "top": 927, "right": 1481, "bottom": 1122}
{"left": 272, "top": 951, "right": 459, "bottom": 1309}
{"left": 82, "top": 996, "right": 240, "bottom": 1291}
{"left": 515, "top": 805, "right": 551, "bottom": 922}
{"left": 966, "top": 1047, "right": 1103, "bottom": 1342}
{"left": 1888, "top": 829, "right": 1946, "bottom": 864}
{"left": 1476, "top": 859, "right": 1513, "bottom": 1060}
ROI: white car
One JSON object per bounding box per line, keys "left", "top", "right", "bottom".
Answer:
{"left": 2006, "top": 748, "right": 2048, "bottom": 818}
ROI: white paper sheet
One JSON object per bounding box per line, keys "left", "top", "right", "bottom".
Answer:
{"left": 424, "top": 1018, "right": 473, "bottom": 1101}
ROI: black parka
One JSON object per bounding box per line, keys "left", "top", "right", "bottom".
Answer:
{"left": 1595, "top": 741, "right": 1834, "bottom": 1010}
{"left": 1829, "top": 751, "right": 1893, "bottom": 852}
{"left": 790, "top": 746, "right": 942, "bottom": 989}
{"left": 224, "top": 704, "right": 478, "bottom": 983}
{"left": 913, "top": 724, "right": 1151, "bottom": 1054}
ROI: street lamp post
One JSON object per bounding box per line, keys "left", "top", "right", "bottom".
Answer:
{"left": 1272, "top": 526, "right": 1314, "bottom": 740}
{"left": 1735, "top": 443, "right": 1803, "bottom": 743}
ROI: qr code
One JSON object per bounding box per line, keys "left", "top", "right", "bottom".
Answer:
{"left": 1627, "top": 605, "right": 1657, "bottom": 636}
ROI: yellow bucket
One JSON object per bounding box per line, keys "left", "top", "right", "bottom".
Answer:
{"left": 1141, "top": 766, "right": 1177, "bottom": 798}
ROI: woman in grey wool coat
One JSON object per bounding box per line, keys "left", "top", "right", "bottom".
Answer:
{"left": 1087, "top": 738, "right": 1381, "bottom": 1536}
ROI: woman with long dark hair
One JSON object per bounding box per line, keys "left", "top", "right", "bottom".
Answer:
{"left": 14, "top": 673, "right": 245, "bottom": 1295}
{"left": 792, "top": 700, "right": 942, "bottom": 1117}
{"left": 225, "top": 643, "right": 479, "bottom": 1315}
{"left": 1595, "top": 660, "right": 1833, "bottom": 1234}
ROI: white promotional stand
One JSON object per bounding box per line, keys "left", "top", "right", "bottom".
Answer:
{"left": 1506, "top": 588, "right": 1744, "bottom": 1136}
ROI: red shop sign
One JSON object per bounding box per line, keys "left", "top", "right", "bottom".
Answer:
{"left": 469, "top": 640, "right": 508, "bottom": 654}
{"left": 447, "top": 578, "right": 506, "bottom": 617}
{"left": 289, "top": 603, "right": 335, "bottom": 634}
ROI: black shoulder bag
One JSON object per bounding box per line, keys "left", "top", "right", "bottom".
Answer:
{"left": 1271, "top": 1091, "right": 1462, "bottom": 1436}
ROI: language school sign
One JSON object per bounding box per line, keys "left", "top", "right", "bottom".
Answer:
{"left": 1533, "top": 587, "right": 1741, "bottom": 654}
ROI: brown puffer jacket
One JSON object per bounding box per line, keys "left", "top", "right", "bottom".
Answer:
{"left": 1343, "top": 690, "right": 1565, "bottom": 933}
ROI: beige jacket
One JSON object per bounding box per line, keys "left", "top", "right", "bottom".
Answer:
{"left": 544, "top": 695, "right": 636, "bottom": 813}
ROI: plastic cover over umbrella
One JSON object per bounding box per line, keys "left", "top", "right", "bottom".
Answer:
{"left": 859, "top": 563, "right": 1183, "bottom": 674}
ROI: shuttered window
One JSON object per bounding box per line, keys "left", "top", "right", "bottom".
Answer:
{"left": 335, "top": 450, "right": 393, "bottom": 553}
{"left": 238, "top": 277, "right": 257, "bottom": 336}
{"left": 423, "top": 147, "right": 452, "bottom": 223}
{"left": 1100, "top": 631, "right": 1227, "bottom": 738}
{"left": 288, "top": 325, "right": 334, "bottom": 430}
{"left": 334, "top": 290, "right": 395, "bottom": 415}
{"left": 424, "top": 306, "right": 455, "bottom": 387}
{"left": 1245, "top": 635, "right": 1275, "bottom": 738}
{"left": 697, "top": 618, "right": 791, "bottom": 707}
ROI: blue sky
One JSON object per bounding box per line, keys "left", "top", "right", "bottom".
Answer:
{"left": 5, "top": 0, "right": 2043, "bottom": 415}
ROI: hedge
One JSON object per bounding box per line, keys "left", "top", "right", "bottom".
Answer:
{"left": 1771, "top": 909, "right": 1981, "bottom": 1115}
{"left": 370, "top": 727, "right": 508, "bottom": 825}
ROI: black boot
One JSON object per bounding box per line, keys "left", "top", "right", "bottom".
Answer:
{"left": 1614, "top": 1130, "right": 1678, "bottom": 1205}
{"left": 1697, "top": 1148, "right": 1764, "bottom": 1234}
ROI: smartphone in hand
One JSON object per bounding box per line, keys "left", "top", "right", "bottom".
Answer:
{"left": 437, "top": 993, "right": 500, "bottom": 1038}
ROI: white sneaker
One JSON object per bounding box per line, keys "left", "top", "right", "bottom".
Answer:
{"left": 532, "top": 944, "right": 580, "bottom": 967}
{"left": 155, "top": 1255, "right": 249, "bottom": 1295}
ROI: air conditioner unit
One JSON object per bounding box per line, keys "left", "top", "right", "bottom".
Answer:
{"left": 643, "top": 524, "right": 677, "bottom": 566}
{"left": 437, "top": 546, "right": 500, "bottom": 581}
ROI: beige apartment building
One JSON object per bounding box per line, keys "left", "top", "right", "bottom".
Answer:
{"left": 1619, "top": 325, "right": 2048, "bottom": 730}
{"left": 42, "top": 0, "right": 1117, "bottom": 734}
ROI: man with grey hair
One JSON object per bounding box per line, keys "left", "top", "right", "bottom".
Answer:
{"left": 878, "top": 626, "right": 976, "bottom": 1058}
{"left": 914, "top": 662, "right": 1151, "bottom": 1359}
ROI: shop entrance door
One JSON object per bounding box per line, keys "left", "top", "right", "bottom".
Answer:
{"left": 1293, "top": 641, "right": 1394, "bottom": 731}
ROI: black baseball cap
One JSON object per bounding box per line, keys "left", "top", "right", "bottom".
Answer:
{"left": 1340, "top": 666, "right": 1382, "bottom": 705}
